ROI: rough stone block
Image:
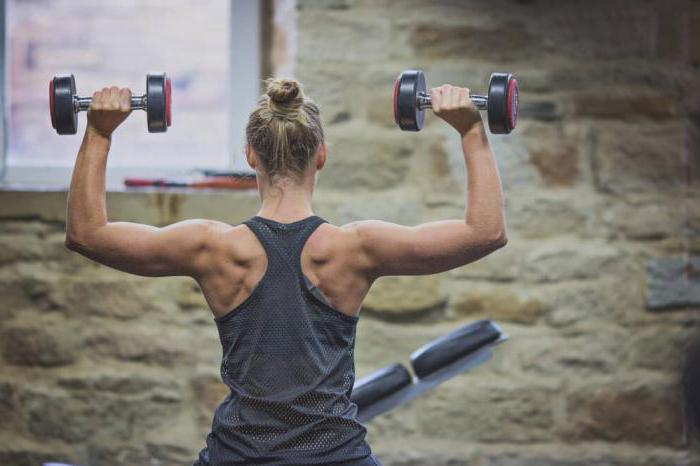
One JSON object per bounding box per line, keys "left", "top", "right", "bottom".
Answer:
{"left": 296, "top": 62, "right": 358, "bottom": 126}
{"left": 646, "top": 256, "right": 700, "bottom": 310}
{"left": 0, "top": 277, "right": 51, "bottom": 319}
{"left": 692, "top": 7, "right": 700, "bottom": 66}
{"left": 603, "top": 196, "right": 683, "bottom": 241}
{"left": 449, "top": 240, "right": 524, "bottom": 282}
{"left": 366, "top": 92, "right": 397, "bottom": 128}
{"left": 655, "top": 8, "right": 689, "bottom": 62}
{"left": 519, "top": 332, "right": 623, "bottom": 375}
{"left": 362, "top": 275, "right": 446, "bottom": 319}
{"left": 479, "top": 446, "right": 696, "bottom": 466}
{"left": 25, "top": 388, "right": 182, "bottom": 444}
{"left": 313, "top": 189, "right": 423, "bottom": 227}
{"left": 542, "top": 280, "right": 633, "bottom": 328}
{"left": 0, "top": 220, "right": 55, "bottom": 235}
{"left": 86, "top": 326, "right": 194, "bottom": 367}
{"left": 564, "top": 383, "right": 685, "bottom": 447}
{"left": 533, "top": 4, "right": 656, "bottom": 60}
{"left": 318, "top": 128, "right": 417, "bottom": 191}
{"left": 50, "top": 275, "right": 173, "bottom": 319}
{"left": 522, "top": 122, "right": 580, "bottom": 187}
{"left": 0, "top": 234, "right": 46, "bottom": 264}
{"left": 84, "top": 444, "right": 151, "bottom": 466}
{"left": 626, "top": 324, "right": 696, "bottom": 371}
{"left": 1, "top": 321, "right": 79, "bottom": 367}
{"left": 448, "top": 286, "right": 547, "bottom": 325}
{"left": 365, "top": 444, "right": 478, "bottom": 466}
{"left": 481, "top": 131, "right": 540, "bottom": 194}
{"left": 0, "top": 446, "right": 76, "bottom": 466}
{"left": 57, "top": 371, "right": 178, "bottom": 395}
{"left": 592, "top": 122, "right": 694, "bottom": 194}
{"left": 145, "top": 441, "right": 198, "bottom": 465}
{"left": 519, "top": 100, "right": 560, "bottom": 122}
{"left": 0, "top": 232, "right": 65, "bottom": 266}
{"left": 0, "top": 190, "right": 260, "bottom": 226}
{"left": 572, "top": 89, "right": 678, "bottom": 120}
{"left": 298, "top": 12, "right": 393, "bottom": 62}
{"left": 0, "top": 380, "right": 20, "bottom": 431}
{"left": 413, "top": 381, "right": 556, "bottom": 443}
{"left": 410, "top": 21, "right": 534, "bottom": 61}
{"left": 522, "top": 240, "right": 621, "bottom": 283}
{"left": 297, "top": 0, "right": 354, "bottom": 9}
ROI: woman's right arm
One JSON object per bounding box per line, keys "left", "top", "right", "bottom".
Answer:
{"left": 344, "top": 84, "right": 507, "bottom": 279}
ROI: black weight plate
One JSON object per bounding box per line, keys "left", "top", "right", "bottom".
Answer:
{"left": 52, "top": 75, "right": 78, "bottom": 135}
{"left": 394, "top": 70, "right": 426, "bottom": 132}
{"left": 487, "top": 73, "right": 515, "bottom": 135}
{"left": 146, "top": 73, "right": 168, "bottom": 133}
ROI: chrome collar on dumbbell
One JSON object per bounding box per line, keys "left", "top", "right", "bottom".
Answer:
{"left": 416, "top": 93, "right": 488, "bottom": 111}
{"left": 73, "top": 94, "right": 148, "bottom": 113}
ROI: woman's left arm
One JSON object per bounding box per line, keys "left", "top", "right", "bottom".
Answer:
{"left": 65, "top": 86, "right": 220, "bottom": 278}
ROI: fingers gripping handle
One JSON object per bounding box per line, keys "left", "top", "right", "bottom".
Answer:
{"left": 416, "top": 93, "right": 488, "bottom": 111}
{"left": 75, "top": 95, "right": 148, "bottom": 112}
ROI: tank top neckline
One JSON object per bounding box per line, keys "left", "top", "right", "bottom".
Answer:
{"left": 253, "top": 215, "right": 321, "bottom": 228}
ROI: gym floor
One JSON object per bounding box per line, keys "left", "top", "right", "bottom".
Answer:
{"left": 0, "top": 1, "right": 698, "bottom": 465}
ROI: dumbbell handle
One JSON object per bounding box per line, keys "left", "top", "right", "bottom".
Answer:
{"left": 74, "top": 95, "right": 148, "bottom": 113}
{"left": 417, "top": 92, "right": 488, "bottom": 111}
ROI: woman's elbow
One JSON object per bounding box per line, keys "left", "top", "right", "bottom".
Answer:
{"left": 64, "top": 231, "right": 90, "bottom": 253}
{"left": 483, "top": 228, "right": 508, "bottom": 251}
{"left": 64, "top": 234, "right": 81, "bottom": 252}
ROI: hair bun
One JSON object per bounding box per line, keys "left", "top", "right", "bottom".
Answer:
{"left": 266, "top": 78, "right": 303, "bottom": 106}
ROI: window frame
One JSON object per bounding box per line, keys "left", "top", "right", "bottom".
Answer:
{"left": 0, "top": 0, "right": 264, "bottom": 191}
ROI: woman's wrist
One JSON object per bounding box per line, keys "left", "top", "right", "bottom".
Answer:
{"left": 85, "top": 124, "right": 112, "bottom": 143}
{"left": 460, "top": 121, "right": 488, "bottom": 149}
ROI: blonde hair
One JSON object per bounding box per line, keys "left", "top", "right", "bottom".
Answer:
{"left": 246, "top": 78, "right": 324, "bottom": 182}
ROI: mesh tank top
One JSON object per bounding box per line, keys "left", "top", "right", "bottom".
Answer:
{"left": 195, "top": 215, "right": 375, "bottom": 466}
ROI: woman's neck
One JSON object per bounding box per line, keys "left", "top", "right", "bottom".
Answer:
{"left": 257, "top": 177, "right": 315, "bottom": 223}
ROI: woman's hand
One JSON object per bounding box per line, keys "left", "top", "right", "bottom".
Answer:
{"left": 86, "top": 86, "right": 132, "bottom": 138}
{"left": 429, "top": 84, "right": 482, "bottom": 137}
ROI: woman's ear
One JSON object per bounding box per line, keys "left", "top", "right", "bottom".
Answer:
{"left": 316, "top": 143, "right": 328, "bottom": 171}
{"left": 245, "top": 144, "right": 257, "bottom": 169}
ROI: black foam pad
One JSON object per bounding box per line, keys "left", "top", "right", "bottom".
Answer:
{"left": 410, "top": 320, "right": 502, "bottom": 380}
{"left": 350, "top": 363, "right": 412, "bottom": 411}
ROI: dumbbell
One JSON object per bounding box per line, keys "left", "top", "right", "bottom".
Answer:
{"left": 393, "top": 70, "right": 519, "bottom": 134}
{"left": 49, "top": 73, "right": 172, "bottom": 135}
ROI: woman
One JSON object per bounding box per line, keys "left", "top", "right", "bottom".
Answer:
{"left": 65, "top": 77, "right": 507, "bottom": 465}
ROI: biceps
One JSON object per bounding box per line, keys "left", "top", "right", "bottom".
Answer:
{"left": 73, "top": 221, "right": 208, "bottom": 277}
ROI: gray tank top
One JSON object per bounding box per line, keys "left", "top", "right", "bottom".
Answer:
{"left": 195, "top": 215, "right": 375, "bottom": 466}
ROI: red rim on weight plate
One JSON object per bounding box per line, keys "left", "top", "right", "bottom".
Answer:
{"left": 165, "top": 77, "right": 172, "bottom": 127}
{"left": 507, "top": 77, "right": 519, "bottom": 131}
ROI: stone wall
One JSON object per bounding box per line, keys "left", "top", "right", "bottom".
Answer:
{"left": 1, "top": 0, "right": 700, "bottom": 465}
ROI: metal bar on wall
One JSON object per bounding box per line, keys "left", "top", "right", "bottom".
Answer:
{"left": 229, "top": 0, "right": 262, "bottom": 172}
{"left": 0, "top": 0, "right": 6, "bottom": 181}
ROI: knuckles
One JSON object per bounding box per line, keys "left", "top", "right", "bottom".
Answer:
{"left": 90, "top": 87, "right": 132, "bottom": 112}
